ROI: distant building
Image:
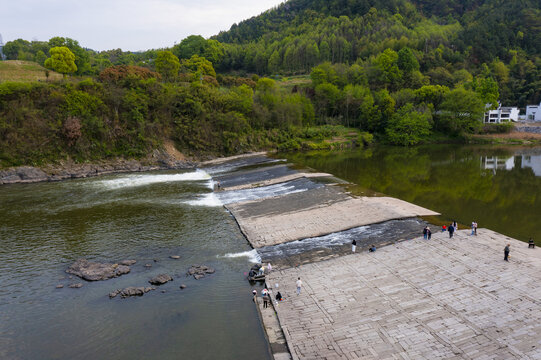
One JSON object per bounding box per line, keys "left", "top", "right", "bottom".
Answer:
{"left": 484, "top": 103, "right": 520, "bottom": 123}
{"left": 525, "top": 102, "right": 541, "bottom": 122}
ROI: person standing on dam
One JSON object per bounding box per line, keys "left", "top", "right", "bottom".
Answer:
{"left": 504, "top": 244, "right": 510, "bottom": 261}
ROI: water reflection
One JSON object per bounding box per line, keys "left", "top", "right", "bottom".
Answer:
{"left": 480, "top": 152, "right": 541, "bottom": 177}
{"left": 522, "top": 154, "right": 541, "bottom": 177}
{"left": 277, "top": 145, "right": 541, "bottom": 244}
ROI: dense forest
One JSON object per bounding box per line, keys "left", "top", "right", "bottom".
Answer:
{"left": 1, "top": 0, "right": 540, "bottom": 165}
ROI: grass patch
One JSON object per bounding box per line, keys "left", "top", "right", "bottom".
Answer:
{"left": 0, "top": 60, "right": 63, "bottom": 82}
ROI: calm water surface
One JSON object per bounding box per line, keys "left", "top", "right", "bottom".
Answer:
{"left": 278, "top": 145, "right": 541, "bottom": 244}
{"left": 0, "top": 168, "right": 270, "bottom": 360}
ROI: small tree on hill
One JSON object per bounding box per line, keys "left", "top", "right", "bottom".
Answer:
{"left": 155, "top": 51, "right": 180, "bottom": 81}
{"left": 44, "top": 46, "right": 77, "bottom": 79}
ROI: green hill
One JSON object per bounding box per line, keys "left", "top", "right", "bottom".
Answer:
{"left": 0, "top": 60, "right": 63, "bottom": 82}
{"left": 213, "top": 0, "right": 540, "bottom": 106}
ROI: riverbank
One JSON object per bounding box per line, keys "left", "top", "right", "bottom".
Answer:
{"left": 0, "top": 148, "right": 196, "bottom": 185}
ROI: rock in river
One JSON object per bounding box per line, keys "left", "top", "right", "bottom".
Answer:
{"left": 149, "top": 274, "right": 173, "bottom": 285}
{"left": 69, "top": 283, "right": 83, "bottom": 288}
{"left": 109, "top": 287, "right": 155, "bottom": 299}
{"left": 186, "top": 265, "right": 215, "bottom": 280}
{"left": 119, "top": 259, "right": 137, "bottom": 266}
{"left": 66, "top": 259, "right": 131, "bottom": 281}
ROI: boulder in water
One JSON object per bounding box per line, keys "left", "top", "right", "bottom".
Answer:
{"left": 109, "top": 287, "right": 155, "bottom": 299}
{"left": 119, "top": 259, "right": 137, "bottom": 266}
{"left": 56, "top": 284, "right": 64, "bottom": 289}
{"left": 170, "top": 255, "right": 180, "bottom": 259}
{"left": 186, "top": 265, "right": 215, "bottom": 280}
{"left": 180, "top": 284, "right": 187, "bottom": 289}
{"left": 149, "top": 274, "right": 173, "bottom": 285}
{"left": 66, "top": 259, "right": 131, "bottom": 281}
{"left": 69, "top": 283, "right": 83, "bottom": 288}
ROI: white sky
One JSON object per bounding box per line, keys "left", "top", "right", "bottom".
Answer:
{"left": 1, "top": 0, "right": 285, "bottom": 51}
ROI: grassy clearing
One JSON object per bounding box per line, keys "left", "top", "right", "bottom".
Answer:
{"left": 0, "top": 60, "right": 63, "bottom": 82}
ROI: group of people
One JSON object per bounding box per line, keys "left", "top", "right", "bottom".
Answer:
{"left": 351, "top": 239, "right": 376, "bottom": 253}
{"left": 252, "top": 284, "right": 284, "bottom": 308}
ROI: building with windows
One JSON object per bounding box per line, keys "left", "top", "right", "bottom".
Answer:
{"left": 525, "top": 102, "right": 541, "bottom": 122}
{"left": 484, "top": 104, "right": 520, "bottom": 123}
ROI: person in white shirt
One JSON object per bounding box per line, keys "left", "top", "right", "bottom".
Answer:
{"left": 296, "top": 277, "right": 302, "bottom": 295}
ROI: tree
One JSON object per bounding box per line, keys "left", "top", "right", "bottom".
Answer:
{"left": 180, "top": 55, "right": 216, "bottom": 78}
{"left": 397, "top": 47, "right": 419, "bottom": 73}
{"left": 155, "top": 51, "right": 180, "bottom": 81}
{"left": 386, "top": 104, "right": 431, "bottom": 146}
{"left": 48, "top": 37, "right": 91, "bottom": 75}
{"left": 438, "top": 87, "right": 485, "bottom": 134}
{"left": 34, "top": 50, "right": 47, "bottom": 66}
{"left": 44, "top": 47, "right": 77, "bottom": 78}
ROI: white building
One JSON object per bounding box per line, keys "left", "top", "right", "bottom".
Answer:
{"left": 484, "top": 104, "right": 520, "bottom": 123}
{"left": 525, "top": 102, "right": 541, "bottom": 122}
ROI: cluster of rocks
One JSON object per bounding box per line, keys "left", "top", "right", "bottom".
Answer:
{"left": 109, "top": 287, "right": 155, "bottom": 299}
{"left": 66, "top": 258, "right": 133, "bottom": 281}
{"left": 60, "top": 258, "right": 214, "bottom": 298}
{"left": 187, "top": 265, "right": 215, "bottom": 280}
{"left": 149, "top": 274, "right": 173, "bottom": 285}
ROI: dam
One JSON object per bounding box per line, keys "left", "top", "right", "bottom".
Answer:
{"left": 206, "top": 153, "right": 541, "bottom": 360}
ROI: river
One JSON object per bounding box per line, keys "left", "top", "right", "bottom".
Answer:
{"left": 278, "top": 144, "right": 541, "bottom": 244}
{"left": 1, "top": 145, "right": 540, "bottom": 359}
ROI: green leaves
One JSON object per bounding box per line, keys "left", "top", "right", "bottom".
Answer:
{"left": 44, "top": 47, "right": 77, "bottom": 77}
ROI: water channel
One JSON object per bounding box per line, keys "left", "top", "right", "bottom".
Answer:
{"left": 1, "top": 144, "right": 541, "bottom": 359}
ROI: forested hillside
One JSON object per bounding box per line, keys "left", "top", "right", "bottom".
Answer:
{"left": 1, "top": 0, "right": 540, "bottom": 164}
{"left": 213, "top": 0, "right": 540, "bottom": 107}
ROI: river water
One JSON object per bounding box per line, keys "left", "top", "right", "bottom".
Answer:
{"left": 278, "top": 145, "right": 541, "bottom": 244}
{"left": 0, "top": 165, "right": 271, "bottom": 360}
{"left": 2, "top": 145, "right": 541, "bottom": 359}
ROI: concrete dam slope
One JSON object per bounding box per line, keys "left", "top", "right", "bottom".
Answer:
{"left": 267, "top": 229, "right": 541, "bottom": 359}
{"left": 211, "top": 154, "right": 541, "bottom": 359}
{"left": 223, "top": 184, "right": 439, "bottom": 248}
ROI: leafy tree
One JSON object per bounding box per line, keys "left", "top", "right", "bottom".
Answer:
{"left": 44, "top": 47, "right": 77, "bottom": 78}
{"left": 2, "top": 39, "right": 31, "bottom": 59}
{"left": 34, "top": 50, "right": 47, "bottom": 66}
{"left": 155, "top": 51, "right": 180, "bottom": 81}
{"left": 373, "top": 49, "right": 402, "bottom": 90}
{"left": 438, "top": 87, "right": 485, "bottom": 134}
{"left": 385, "top": 104, "right": 431, "bottom": 146}
{"left": 180, "top": 55, "right": 216, "bottom": 78}
{"left": 48, "top": 37, "right": 91, "bottom": 75}
{"left": 397, "top": 47, "right": 419, "bottom": 73}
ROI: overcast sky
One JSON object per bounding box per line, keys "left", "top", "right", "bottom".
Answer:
{"left": 1, "top": 0, "right": 285, "bottom": 51}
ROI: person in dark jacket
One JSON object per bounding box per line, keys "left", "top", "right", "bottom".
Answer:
{"left": 504, "top": 244, "right": 510, "bottom": 261}
{"left": 528, "top": 238, "right": 535, "bottom": 248}
{"left": 448, "top": 224, "right": 455, "bottom": 238}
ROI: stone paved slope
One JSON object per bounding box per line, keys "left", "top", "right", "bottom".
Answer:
{"left": 267, "top": 229, "right": 541, "bottom": 359}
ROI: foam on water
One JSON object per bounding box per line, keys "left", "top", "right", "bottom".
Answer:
{"left": 95, "top": 170, "right": 211, "bottom": 190}
{"left": 217, "top": 181, "right": 314, "bottom": 205}
{"left": 220, "top": 249, "right": 261, "bottom": 263}
{"left": 183, "top": 192, "right": 223, "bottom": 207}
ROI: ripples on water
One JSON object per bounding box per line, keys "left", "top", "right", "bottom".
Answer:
{"left": 0, "top": 167, "right": 273, "bottom": 360}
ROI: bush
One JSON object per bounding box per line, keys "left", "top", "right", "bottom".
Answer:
{"left": 480, "top": 123, "right": 514, "bottom": 134}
